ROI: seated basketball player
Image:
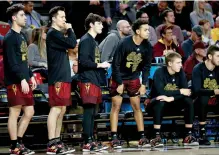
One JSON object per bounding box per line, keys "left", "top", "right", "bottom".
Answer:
{"left": 149, "top": 52, "right": 199, "bottom": 147}
{"left": 192, "top": 45, "right": 219, "bottom": 145}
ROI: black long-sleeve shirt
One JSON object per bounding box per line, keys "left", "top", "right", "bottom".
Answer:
{"left": 3, "top": 29, "right": 33, "bottom": 86}
{"left": 151, "top": 66, "right": 188, "bottom": 100}
{"left": 192, "top": 62, "right": 219, "bottom": 96}
{"left": 112, "top": 36, "right": 152, "bottom": 85}
{"left": 78, "top": 33, "right": 103, "bottom": 86}
{"left": 46, "top": 28, "right": 77, "bottom": 85}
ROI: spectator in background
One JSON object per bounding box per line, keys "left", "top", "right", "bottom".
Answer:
{"left": 0, "top": 0, "right": 13, "bottom": 22}
{"left": 136, "top": 11, "right": 157, "bottom": 46}
{"left": 28, "top": 27, "right": 48, "bottom": 69}
{"left": 190, "top": 1, "right": 214, "bottom": 28}
{"left": 68, "top": 39, "right": 79, "bottom": 79}
{"left": 173, "top": 0, "right": 191, "bottom": 37}
{"left": 23, "top": 1, "right": 42, "bottom": 29}
{"left": 211, "top": 16, "right": 219, "bottom": 43}
{"left": 140, "top": 1, "right": 169, "bottom": 28}
{"left": 209, "top": 1, "right": 219, "bottom": 18}
{"left": 183, "top": 41, "right": 206, "bottom": 81}
{"left": 156, "top": 9, "right": 184, "bottom": 44}
{"left": 199, "top": 19, "right": 215, "bottom": 46}
{"left": 181, "top": 25, "right": 203, "bottom": 59}
{"left": 99, "top": 20, "right": 131, "bottom": 63}
{"left": 103, "top": 1, "right": 136, "bottom": 30}
{"left": 153, "top": 25, "right": 184, "bottom": 61}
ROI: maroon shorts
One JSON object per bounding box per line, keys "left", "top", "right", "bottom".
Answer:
{"left": 7, "top": 84, "right": 34, "bottom": 107}
{"left": 78, "top": 82, "right": 102, "bottom": 104}
{"left": 49, "top": 82, "right": 71, "bottom": 107}
{"left": 109, "top": 78, "right": 141, "bottom": 97}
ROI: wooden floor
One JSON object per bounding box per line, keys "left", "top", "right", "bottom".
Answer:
{"left": 1, "top": 144, "right": 219, "bottom": 155}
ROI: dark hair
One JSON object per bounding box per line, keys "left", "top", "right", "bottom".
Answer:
{"left": 206, "top": 45, "right": 219, "bottom": 59}
{"left": 22, "top": 1, "right": 33, "bottom": 5}
{"left": 85, "top": 13, "right": 102, "bottom": 31}
{"left": 6, "top": 4, "right": 24, "bottom": 22}
{"left": 161, "top": 9, "right": 173, "bottom": 21}
{"left": 165, "top": 52, "right": 182, "bottom": 65}
{"left": 199, "top": 19, "right": 209, "bottom": 26}
{"left": 48, "top": 6, "right": 65, "bottom": 27}
{"left": 132, "top": 19, "right": 149, "bottom": 34}
{"left": 160, "top": 25, "right": 173, "bottom": 36}
{"left": 136, "top": 11, "right": 144, "bottom": 19}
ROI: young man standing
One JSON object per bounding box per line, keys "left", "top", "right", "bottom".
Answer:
{"left": 46, "top": 6, "right": 77, "bottom": 154}
{"left": 78, "top": 13, "right": 110, "bottom": 152}
{"left": 149, "top": 52, "right": 198, "bottom": 147}
{"left": 4, "top": 4, "right": 36, "bottom": 155}
{"left": 192, "top": 45, "right": 219, "bottom": 145}
{"left": 110, "top": 19, "right": 152, "bottom": 148}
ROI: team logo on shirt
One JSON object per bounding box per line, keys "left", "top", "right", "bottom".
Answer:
{"left": 126, "top": 52, "right": 142, "bottom": 72}
{"left": 95, "top": 47, "right": 100, "bottom": 63}
{"left": 203, "top": 78, "right": 219, "bottom": 90}
{"left": 12, "top": 84, "right": 17, "bottom": 95}
{"left": 85, "top": 83, "right": 90, "bottom": 93}
{"left": 55, "top": 82, "right": 62, "bottom": 95}
{"left": 20, "top": 41, "right": 28, "bottom": 61}
{"left": 164, "top": 83, "right": 178, "bottom": 90}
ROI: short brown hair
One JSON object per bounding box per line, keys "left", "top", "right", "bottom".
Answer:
{"left": 206, "top": 45, "right": 219, "bottom": 59}
{"left": 165, "top": 52, "right": 182, "bottom": 65}
{"left": 160, "top": 25, "right": 173, "bottom": 37}
{"left": 85, "top": 13, "right": 102, "bottom": 31}
{"left": 199, "top": 19, "right": 209, "bottom": 26}
{"left": 6, "top": 4, "right": 24, "bottom": 22}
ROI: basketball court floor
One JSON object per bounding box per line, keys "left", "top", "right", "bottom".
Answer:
{"left": 0, "top": 144, "right": 219, "bottom": 155}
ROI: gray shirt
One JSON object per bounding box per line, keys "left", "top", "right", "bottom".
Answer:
{"left": 99, "top": 30, "right": 121, "bottom": 63}
{"left": 28, "top": 43, "right": 47, "bottom": 67}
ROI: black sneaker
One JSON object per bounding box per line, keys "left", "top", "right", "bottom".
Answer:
{"left": 57, "top": 141, "right": 75, "bottom": 153}
{"left": 199, "top": 138, "right": 211, "bottom": 145}
{"left": 92, "top": 141, "right": 108, "bottom": 151}
{"left": 10, "top": 143, "right": 34, "bottom": 155}
{"left": 138, "top": 137, "right": 150, "bottom": 148}
{"left": 182, "top": 135, "right": 199, "bottom": 146}
{"left": 150, "top": 136, "right": 164, "bottom": 147}
{"left": 110, "top": 139, "right": 122, "bottom": 149}
{"left": 82, "top": 142, "right": 98, "bottom": 152}
{"left": 46, "top": 144, "right": 68, "bottom": 154}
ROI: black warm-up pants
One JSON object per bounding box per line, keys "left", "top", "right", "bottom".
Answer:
{"left": 194, "top": 96, "right": 219, "bottom": 122}
{"left": 148, "top": 97, "right": 194, "bottom": 125}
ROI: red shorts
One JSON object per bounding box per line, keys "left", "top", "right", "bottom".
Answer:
{"left": 109, "top": 78, "right": 141, "bottom": 97}
{"left": 49, "top": 82, "right": 71, "bottom": 107}
{"left": 78, "top": 82, "right": 102, "bottom": 104}
{"left": 7, "top": 84, "right": 34, "bottom": 107}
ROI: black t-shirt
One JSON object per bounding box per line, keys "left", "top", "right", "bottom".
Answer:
{"left": 151, "top": 66, "right": 188, "bottom": 100}
{"left": 46, "top": 28, "right": 77, "bottom": 85}
{"left": 192, "top": 62, "right": 219, "bottom": 96}
{"left": 78, "top": 33, "right": 103, "bottom": 87}
{"left": 3, "top": 29, "right": 33, "bottom": 86}
{"left": 112, "top": 35, "right": 152, "bottom": 85}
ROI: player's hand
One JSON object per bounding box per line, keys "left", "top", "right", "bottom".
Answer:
{"left": 156, "top": 95, "right": 174, "bottom": 102}
{"left": 65, "top": 23, "right": 72, "bottom": 30}
{"left": 138, "top": 84, "right": 146, "bottom": 96}
{"left": 30, "top": 77, "right": 37, "bottom": 90}
{"left": 97, "top": 61, "right": 111, "bottom": 69}
{"left": 21, "top": 79, "right": 29, "bottom": 94}
{"left": 116, "top": 84, "right": 124, "bottom": 94}
{"left": 180, "top": 88, "right": 191, "bottom": 96}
